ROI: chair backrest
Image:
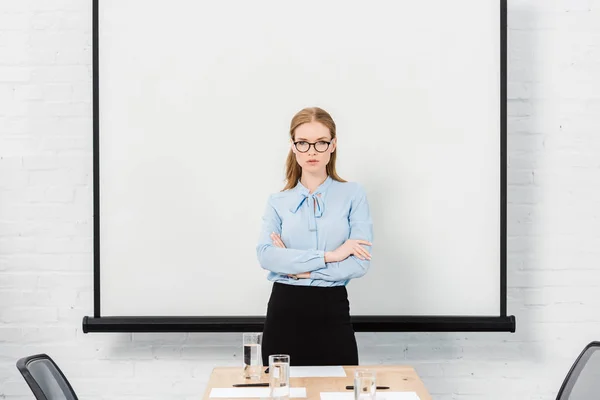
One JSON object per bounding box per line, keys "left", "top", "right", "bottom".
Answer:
{"left": 556, "top": 341, "right": 600, "bottom": 400}
{"left": 16, "top": 354, "right": 78, "bottom": 400}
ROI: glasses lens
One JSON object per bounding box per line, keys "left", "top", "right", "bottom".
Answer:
{"left": 315, "top": 141, "right": 329, "bottom": 152}
{"left": 296, "top": 142, "right": 309, "bottom": 152}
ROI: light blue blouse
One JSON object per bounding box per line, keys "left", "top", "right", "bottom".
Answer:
{"left": 256, "top": 175, "right": 373, "bottom": 286}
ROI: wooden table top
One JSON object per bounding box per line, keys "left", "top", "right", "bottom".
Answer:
{"left": 203, "top": 365, "right": 432, "bottom": 400}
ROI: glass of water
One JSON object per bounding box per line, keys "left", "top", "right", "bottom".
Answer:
{"left": 269, "top": 354, "right": 290, "bottom": 400}
{"left": 242, "top": 332, "right": 262, "bottom": 380}
{"left": 354, "top": 369, "right": 376, "bottom": 400}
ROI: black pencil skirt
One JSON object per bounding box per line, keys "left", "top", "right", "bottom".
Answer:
{"left": 261, "top": 282, "right": 359, "bottom": 366}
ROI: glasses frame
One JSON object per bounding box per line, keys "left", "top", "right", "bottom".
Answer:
{"left": 293, "top": 140, "right": 332, "bottom": 153}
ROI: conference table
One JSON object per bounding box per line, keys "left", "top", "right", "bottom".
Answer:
{"left": 203, "top": 365, "right": 432, "bottom": 400}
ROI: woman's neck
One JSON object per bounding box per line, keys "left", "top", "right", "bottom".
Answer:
{"left": 300, "top": 173, "right": 328, "bottom": 194}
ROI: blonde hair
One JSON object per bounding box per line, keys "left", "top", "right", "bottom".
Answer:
{"left": 283, "top": 107, "right": 346, "bottom": 191}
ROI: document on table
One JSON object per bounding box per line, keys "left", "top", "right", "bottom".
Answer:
{"left": 320, "top": 392, "right": 420, "bottom": 400}
{"left": 290, "top": 366, "right": 347, "bottom": 378}
{"left": 210, "top": 387, "right": 307, "bottom": 398}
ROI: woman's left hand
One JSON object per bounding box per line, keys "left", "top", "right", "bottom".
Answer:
{"left": 271, "top": 233, "right": 310, "bottom": 279}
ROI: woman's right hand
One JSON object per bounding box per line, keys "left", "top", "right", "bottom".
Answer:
{"left": 325, "top": 239, "right": 372, "bottom": 263}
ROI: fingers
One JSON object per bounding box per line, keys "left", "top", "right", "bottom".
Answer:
{"left": 345, "top": 239, "right": 372, "bottom": 247}
{"left": 344, "top": 239, "right": 372, "bottom": 260}
{"left": 353, "top": 244, "right": 371, "bottom": 260}
{"left": 276, "top": 235, "right": 285, "bottom": 248}
{"left": 270, "top": 232, "right": 286, "bottom": 248}
{"left": 270, "top": 232, "right": 280, "bottom": 247}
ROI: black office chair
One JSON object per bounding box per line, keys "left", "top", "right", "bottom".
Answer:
{"left": 556, "top": 341, "right": 600, "bottom": 400}
{"left": 16, "top": 354, "right": 78, "bottom": 400}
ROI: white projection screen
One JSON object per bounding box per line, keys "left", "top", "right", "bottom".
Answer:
{"left": 84, "top": 0, "right": 514, "bottom": 333}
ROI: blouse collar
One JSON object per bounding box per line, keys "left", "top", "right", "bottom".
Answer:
{"left": 294, "top": 175, "right": 333, "bottom": 196}
{"left": 289, "top": 175, "right": 334, "bottom": 231}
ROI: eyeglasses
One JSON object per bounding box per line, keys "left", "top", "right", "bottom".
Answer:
{"left": 293, "top": 140, "right": 332, "bottom": 153}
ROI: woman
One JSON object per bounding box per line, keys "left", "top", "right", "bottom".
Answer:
{"left": 256, "top": 106, "right": 373, "bottom": 367}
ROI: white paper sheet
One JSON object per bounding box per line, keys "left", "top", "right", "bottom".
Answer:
{"left": 210, "top": 387, "right": 307, "bottom": 398}
{"left": 289, "top": 366, "right": 347, "bottom": 378}
{"left": 320, "top": 392, "right": 420, "bottom": 400}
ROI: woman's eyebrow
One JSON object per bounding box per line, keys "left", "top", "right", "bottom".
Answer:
{"left": 296, "top": 136, "right": 330, "bottom": 141}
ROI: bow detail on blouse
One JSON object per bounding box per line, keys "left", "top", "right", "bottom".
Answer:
{"left": 290, "top": 192, "right": 324, "bottom": 231}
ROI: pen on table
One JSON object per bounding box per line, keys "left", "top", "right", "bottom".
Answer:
{"left": 345, "top": 385, "right": 390, "bottom": 390}
{"left": 232, "top": 383, "right": 269, "bottom": 387}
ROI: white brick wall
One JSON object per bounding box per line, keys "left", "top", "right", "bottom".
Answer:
{"left": 1, "top": 1, "right": 599, "bottom": 399}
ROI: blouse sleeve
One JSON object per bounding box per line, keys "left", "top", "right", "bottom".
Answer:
{"left": 309, "top": 184, "right": 373, "bottom": 281}
{"left": 256, "top": 195, "right": 326, "bottom": 275}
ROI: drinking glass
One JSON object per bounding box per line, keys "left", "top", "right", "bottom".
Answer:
{"left": 242, "top": 332, "right": 262, "bottom": 380}
{"left": 269, "top": 354, "right": 290, "bottom": 400}
{"left": 354, "top": 369, "right": 376, "bottom": 400}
